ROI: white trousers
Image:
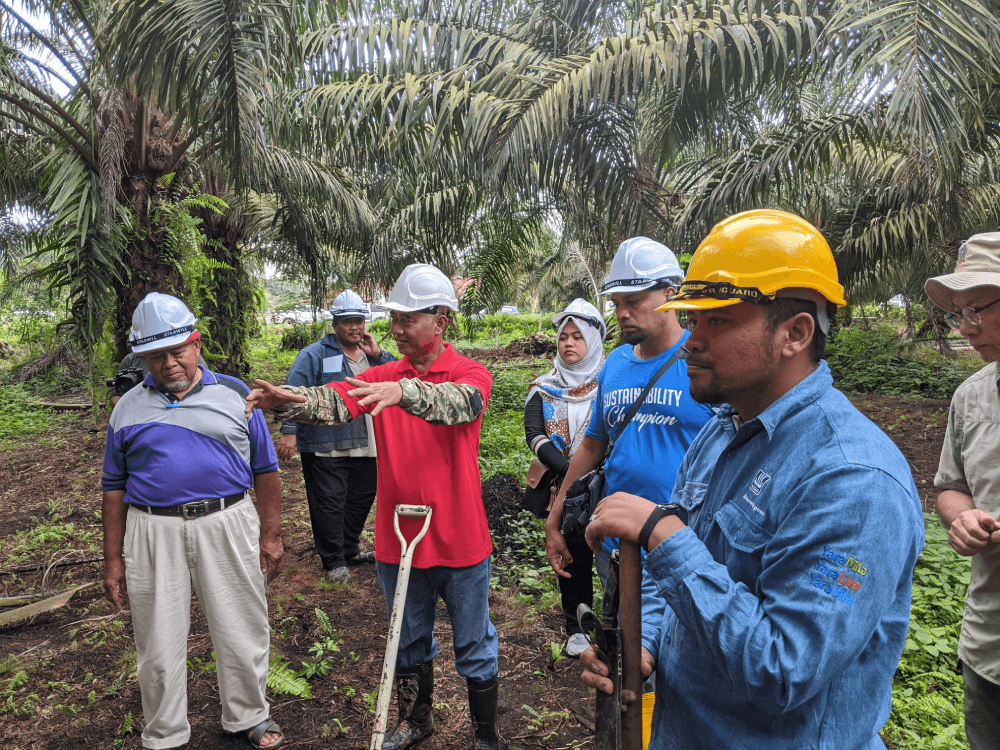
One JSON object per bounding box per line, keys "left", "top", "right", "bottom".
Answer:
{"left": 123, "top": 499, "right": 270, "bottom": 749}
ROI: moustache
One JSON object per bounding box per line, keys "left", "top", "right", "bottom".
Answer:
{"left": 686, "top": 356, "right": 712, "bottom": 369}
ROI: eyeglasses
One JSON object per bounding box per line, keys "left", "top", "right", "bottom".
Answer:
{"left": 943, "top": 297, "right": 1000, "bottom": 329}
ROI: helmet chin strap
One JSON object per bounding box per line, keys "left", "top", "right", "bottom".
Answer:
{"left": 775, "top": 288, "right": 831, "bottom": 334}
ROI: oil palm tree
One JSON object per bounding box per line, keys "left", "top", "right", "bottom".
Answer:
{"left": 1, "top": 0, "right": 375, "bottom": 370}
{"left": 282, "top": 0, "right": 825, "bottom": 297}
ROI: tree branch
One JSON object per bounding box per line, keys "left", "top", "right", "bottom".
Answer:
{"left": 0, "top": 92, "right": 98, "bottom": 172}
{"left": 7, "top": 75, "right": 95, "bottom": 148}
{"left": 0, "top": 110, "right": 48, "bottom": 137}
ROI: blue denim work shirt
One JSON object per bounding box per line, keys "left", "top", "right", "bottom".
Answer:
{"left": 279, "top": 334, "right": 396, "bottom": 452}
{"left": 640, "top": 362, "right": 925, "bottom": 749}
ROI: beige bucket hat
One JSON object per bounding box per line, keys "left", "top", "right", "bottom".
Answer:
{"left": 924, "top": 232, "right": 1000, "bottom": 309}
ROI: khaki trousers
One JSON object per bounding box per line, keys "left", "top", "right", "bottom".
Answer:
{"left": 123, "top": 499, "right": 270, "bottom": 749}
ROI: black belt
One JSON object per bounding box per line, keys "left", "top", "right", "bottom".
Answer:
{"left": 129, "top": 493, "right": 247, "bottom": 519}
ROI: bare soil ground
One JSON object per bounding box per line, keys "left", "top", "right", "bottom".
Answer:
{"left": 0, "top": 356, "right": 950, "bottom": 750}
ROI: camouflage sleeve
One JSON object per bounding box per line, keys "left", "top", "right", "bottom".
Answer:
{"left": 271, "top": 385, "right": 354, "bottom": 425}
{"left": 398, "top": 379, "right": 485, "bottom": 425}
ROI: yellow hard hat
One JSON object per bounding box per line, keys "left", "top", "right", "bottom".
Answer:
{"left": 657, "top": 209, "right": 847, "bottom": 313}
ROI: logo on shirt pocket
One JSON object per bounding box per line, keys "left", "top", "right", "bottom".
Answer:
{"left": 749, "top": 469, "right": 771, "bottom": 495}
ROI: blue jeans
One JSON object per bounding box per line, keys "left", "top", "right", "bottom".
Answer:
{"left": 376, "top": 557, "right": 498, "bottom": 681}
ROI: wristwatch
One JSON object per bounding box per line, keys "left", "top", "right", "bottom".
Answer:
{"left": 638, "top": 503, "right": 682, "bottom": 552}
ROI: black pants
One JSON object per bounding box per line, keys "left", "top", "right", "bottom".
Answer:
{"left": 300, "top": 454, "right": 377, "bottom": 570}
{"left": 560, "top": 535, "right": 594, "bottom": 635}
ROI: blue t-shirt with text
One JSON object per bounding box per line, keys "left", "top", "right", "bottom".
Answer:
{"left": 586, "top": 332, "right": 715, "bottom": 508}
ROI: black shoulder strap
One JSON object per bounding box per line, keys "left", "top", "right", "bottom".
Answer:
{"left": 606, "top": 345, "right": 687, "bottom": 457}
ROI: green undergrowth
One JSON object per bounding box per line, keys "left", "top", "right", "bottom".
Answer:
{"left": 0, "top": 384, "right": 68, "bottom": 441}
{"left": 265, "top": 608, "right": 353, "bottom": 699}
{"left": 0, "top": 518, "right": 98, "bottom": 567}
{"left": 479, "top": 369, "right": 536, "bottom": 480}
{"left": 883, "top": 516, "right": 970, "bottom": 748}
{"left": 828, "top": 328, "right": 981, "bottom": 399}
{"left": 478, "top": 366, "right": 562, "bottom": 607}
{"left": 246, "top": 326, "right": 299, "bottom": 384}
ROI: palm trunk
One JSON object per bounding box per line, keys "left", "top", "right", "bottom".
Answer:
{"left": 197, "top": 207, "right": 254, "bottom": 376}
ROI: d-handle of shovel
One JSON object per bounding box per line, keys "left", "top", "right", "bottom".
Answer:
{"left": 393, "top": 504, "right": 434, "bottom": 552}
{"left": 370, "top": 505, "right": 433, "bottom": 750}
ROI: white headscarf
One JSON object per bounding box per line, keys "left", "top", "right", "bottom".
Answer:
{"left": 527, "top": 299, "right": 607, "bottom": 457}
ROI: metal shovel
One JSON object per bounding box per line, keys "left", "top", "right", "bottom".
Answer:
{"left": 370, "top": 504, "right": 433, "bottom": 750}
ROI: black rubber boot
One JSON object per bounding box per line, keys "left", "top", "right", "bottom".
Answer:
{"left": 466, "top": 675, "right": 503, "bottom": 750}
{"left": 383, "top": 662, "right": 434, "bottom": 750}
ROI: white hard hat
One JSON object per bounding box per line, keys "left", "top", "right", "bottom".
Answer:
{"left": 330, "top": 289, "right": 370, "bottom": 321}
{"left": 600, "top": 237, "right": 684, "bottom": 295}
{"left": 552, "top": 298, "right": 606, "bottom": 338}
{"left": 128, "top": 292, "right": 198, "bottom": 354}
{"left": 383, "top": 264, "right": 458, "bottom": 312}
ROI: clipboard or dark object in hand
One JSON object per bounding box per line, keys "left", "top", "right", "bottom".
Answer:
{"left": 521, "top": 458, "right": 555, "bottom": 518}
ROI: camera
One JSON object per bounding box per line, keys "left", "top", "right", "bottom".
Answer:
{"left": 106, "top": 367, "right": 145, "bottom": 397}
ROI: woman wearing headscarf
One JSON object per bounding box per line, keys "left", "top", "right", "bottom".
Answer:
{"left": 524, "top": 298, "right": 606, "bottom": 657}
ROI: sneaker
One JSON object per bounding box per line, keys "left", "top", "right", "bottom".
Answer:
{"left": 565, "top": 633, "right": 590, "bottom": 658}
{"left": 327, "top": 567, "right": 351, "bottom": 584}
{"left": 346, "top": 551, "right": 376, "bottom": 565}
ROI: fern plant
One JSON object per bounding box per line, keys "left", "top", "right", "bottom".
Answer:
{"left": 883, "top": 516, "right": 970, "bottom": 748}
{"left": 267, "top": 653, "right": 313, "bottom": 699}
{"left": 315, "top": 607, "right": 334, "bottom": 635}
{"left": 297, "top": 608, "right": 342, "bottom": 679}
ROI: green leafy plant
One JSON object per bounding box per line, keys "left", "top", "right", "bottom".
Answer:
{"left": 188, "top": 652, "right": 217, "bottom": 677}
{"left": 267, "top": 653, "right": 313, "bottom": 699}
{"left": 297, "top": 608, "right": 343, "bottom": 679}
{"left": 882, "top": 516, "right": 970, "bottom": 748}
{"left": 546, "top": 642, "right": 566, "bottom": 666}
{"left": 522, "top": 704, "right": 566, "bottom": 733}
{"left": 826, "top": 328, "right": 979, "bottom": 399}
{"left": 113, "top": 710, "right": 135, "bottom": 749}
{"left": 363, "top": 686, "right": 380, "bottom": 714}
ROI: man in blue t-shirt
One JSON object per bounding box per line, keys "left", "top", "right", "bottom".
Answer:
{"left": 544, "top": 237, "right": 715, "bottom": 585}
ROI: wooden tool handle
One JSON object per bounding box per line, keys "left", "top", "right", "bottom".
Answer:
{"left": 618, "top": 540, "right": 643, "bottom": 750}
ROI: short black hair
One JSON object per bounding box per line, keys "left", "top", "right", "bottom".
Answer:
{"left": 648, "top": 280, "right": 680, "bottom": 293}
{"left": 421, "top": 306, "right": 452, "bottom": 330}
{"left": 763, "top": 298, "right": 835, "bottom": 363}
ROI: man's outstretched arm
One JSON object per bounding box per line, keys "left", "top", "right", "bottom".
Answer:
{"left": 245, "top": 380, "right": 351, "bottom": 424}
{"left": 339, "top": 377, "right": 485, "bottom": 423}
{"left": 247, "top": 377, "right": 485, "bottom": 426}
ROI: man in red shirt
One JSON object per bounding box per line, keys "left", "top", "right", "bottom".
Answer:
{"left": 247, "top": 264, "right": 500, "bottom": 750}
